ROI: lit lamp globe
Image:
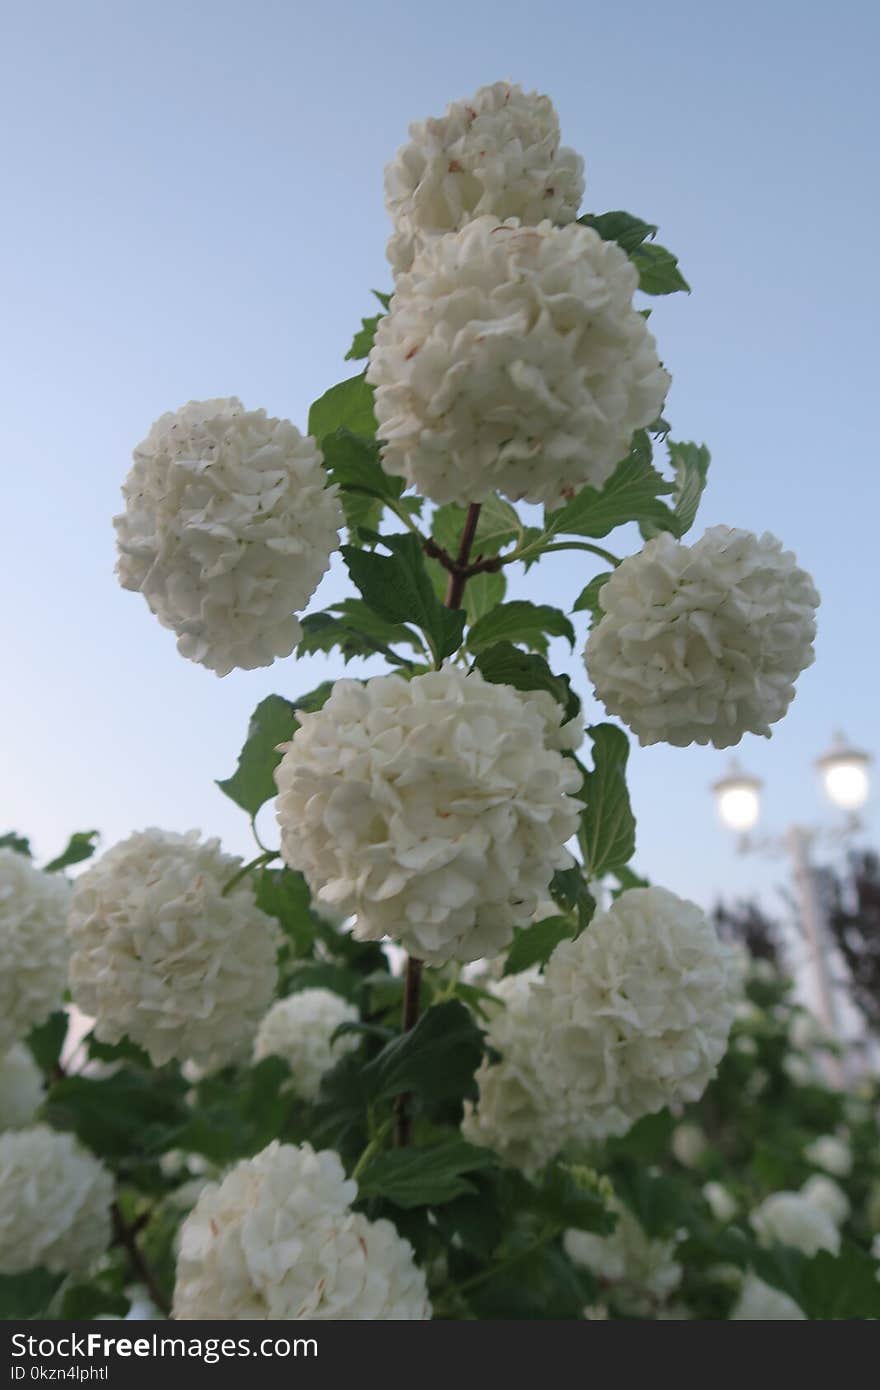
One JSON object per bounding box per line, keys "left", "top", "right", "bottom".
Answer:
{"left": 713, "top": 762, "right": 763, "bottom": 835}
{"left": 816, "top": 733, "right": 872, "bottom": 812}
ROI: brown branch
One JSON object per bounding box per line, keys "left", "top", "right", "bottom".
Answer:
{"left": 394, "top": 504, "right": 483, "bottom": 1148}
{"left": 112, "top": 1202, "right": 171, "bottom": 1316}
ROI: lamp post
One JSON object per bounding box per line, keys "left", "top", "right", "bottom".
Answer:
{"left": 711, "top": 734, "right": 873, "bottom": 1082}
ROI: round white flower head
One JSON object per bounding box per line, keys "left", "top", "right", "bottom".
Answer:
{"left": 703, "top": 1182, "right": 738, "bottom": 1224}
{"left": 750, "top": 1191, "right": 841, "bottom": 1257}
{"left": 804, "top": 1134, "right": 851, "bottom": 1177}
{"left": 0, "top": 848, "right": 70, "bottom": 1054}
{"left": 114, "top": 399, "right": 342, "bottom": 676}
{"left": 68, "top": 829, "right": 278, "bottom": 1068}
{"left": 585, "top": 527, "right": 819, "bottom": 749}
{"left": 462, "top": 972, "right": 564, "bottom": 1172}
{"left": 253, "top": 988, "right": 359, "bottom": 1101}
{"left": 729, "top": 1273, "right": 805, "bottom": 1321}
{"left": 0, "top": 1125, "right": 113, "bottom": 1275}
{"left": 565, "top": 1200, "right": 682, "bottom": 1317}
{"left": 275, "top": 666, "right": 583, "bottom": 964}
{"left": 384, "top": 80, "right": 584, "bottom": 275}
{"left": 538, "top": 888, "right": 740, "bottom": 1143}
{"left": 801, "top": 1174, "right": 850, "bottom": 1227}
{"left": 0, "top": 1045, "right": 44, "bottom": 1130}
{"left": 173, "top": 1141, "right": 431, "bottom": 1320}
{"left": 671, "top": 1122, "right": 707, "bottom": 1168}
{"left": 367, "top": 216, "right": 669, "bottom": 509}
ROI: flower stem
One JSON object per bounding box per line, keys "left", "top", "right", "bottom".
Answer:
{"left": 111, "top": 1202, "right": 171, "bottom": 1316}
{"left": 394, "top": 503, "right": 482, "bottom": 1148}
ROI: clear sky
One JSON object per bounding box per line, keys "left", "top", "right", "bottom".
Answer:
{"left": 2, "top": 0, "right": 878, "bottom": 924}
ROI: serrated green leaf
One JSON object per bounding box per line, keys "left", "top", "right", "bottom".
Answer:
{"left": 548, "top": 867, "right": 596, "bottom": 931}
{"left": 255, "top": 866, "right": 319, "bottom": 955}
{"left": 61, "top": 1282, "right": 131, "bottom": 1320}
{"left": 472, "top": 643, "right": 580, "bottom": 721}
{"left": 468, "top": 601, "right": 575, "bottom": 655}
{"left": 504, "top": 915, "right": 575, "bottom": 976}
{"left": 430, "top": 496, "right": 520, "bottom": 559}
{"left": 578, "top": 210, "right": 658, "bottom": 253}
{"left": 356, "top": 1138, "right": 494, "bottom": 1208}
{"left": 45, "top": 829, "right": 99, "bottom": 873}
{"left": 345, "top": 314, "right": 382, "bottom": 361}
{"left": 631, "top": 241, "right": 690, "bottom": 295}
{"left": 363, "top": 1001, "right": 484, "bottom": 1104}
{"left": 26, "top": 1010, "right": 68, "bottom": 1074}
{"left": 546, "top": 434, "right": 674, "bottom": 538}
{"left": 572, "top": 572, "right": 611, "bottom": 627}
{"left": 578, "top": 724, "right": 636, "bottom": 877}
{"left": 319, "top": 428, "right": 403, "bottom": 534}
{"left": 308, "top": 373, "right": 377, "bottom": 443}
{"left": 216, "top": 695, "right": 298, "bottom": 818}
{"left": 0, "top": 1269, "right": 65, "bottom": 1319}
{"left": 342, "top": 533, "right": 465, "bottom": 665}
{"left": 754, "top": 1241, "right": 880, "bottom": 1320}
{"left": 0, "top": 831, "right": 31, "bottom": 856}
{"left": 47, "top": 1068, "right": 189, "bottom": 1162}
{"left": 372, "top": 289, "right": 392, "bottom": 310}
{"left": 463, "top": 570, "right": 506, "bottom": 624}
{"left": 641, "top": 440, "right": 710, "bottom": 540}
{"left": 297, "top": 602, "right": 420, "bottom": 667}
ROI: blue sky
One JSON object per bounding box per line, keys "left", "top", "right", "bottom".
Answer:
{"left": 2, "top": 0, "right": 877, "bottom": 921}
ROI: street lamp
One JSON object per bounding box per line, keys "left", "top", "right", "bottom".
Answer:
{"left": 711, "top": 734, "right": 873, "bottom": 1084}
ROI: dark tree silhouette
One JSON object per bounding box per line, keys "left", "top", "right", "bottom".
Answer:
{"left": 711, "top": 898, "right": 781, "bottom": 967}
{"left": 818, "top": 850, "right": 880, "bottom": 1031}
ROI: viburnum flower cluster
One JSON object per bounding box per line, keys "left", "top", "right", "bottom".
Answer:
{"left": 68, "top": 829, "right": 279, "bottom": 1068}
{"left": 0, "top": 1044, "right": 44, "bottom": 1130}
{"left": 173, "top": 1141, "right": 431, "bottom": 1320}
{"left": 586, "top": 527, "right": 820, "bottom": 748}
{"left": 275, "top": 665, "right": 583, "bottom": 964}
{"left": 465, "top": 888, "right": 740, "bottom": 1163}
{"left": 0, "top": 1126, "right": 114, "bottom": 1275}
{"left": 253, "top": 988, "right": 359, "bottom": 1100}
{"left": 564, "top": 1199, "right": 683, "bottom": 1317}
{"left": 750, "top": 1190, "right": 841, "bottom": 1257}
{"left": 383, "top": 80, "right": 585, "bottom": 275}
{"left": 368, "top": 216, "right": 669, "bottom": 508}
{"left": 114, "top": 399, "right": 342, "bottom": 676}
{"left": 0, "top": 848, "right": 70, "bottom": 1055}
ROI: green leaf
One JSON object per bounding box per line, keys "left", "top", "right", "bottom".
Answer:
{"left": 47, "top": 1068, "right": 189, "bottom": 1163}
{"left": 356, "top": 1138, "right": 494, "bottom": 1208}
{"left": 363, "top": 1000, "right": 484, "bottom": 1104}
{"left": 504, "top": 915, "right": 575, "bottom": 976}
{"left": 345, "top": 314, "right": 382, "bottom": 361}
{"left": 641, "top": 440, "right": 710, "bottom": 540}
{"left": 548, "top": 867, "right": 596, "bottom": 932}
{"left": 26, "top": 1010, "right": 68, "bottom": 1073}
{"left": 546, "top": 434, "right": 674, "bottom": 538}
{"left": 372, "top": 289, "right": 392, "bottom": 310}
{"left": 0, "top": 830, "right": 31, "bottom": 856}
{"left": 577, "top": 210, "right": 658, "bottom": 254}
{"left": 754, "top": 1242, "right": 880, "bottom": 1320}
{"left": 525, "top": 1164, "right": 616, "bottom": 1235}
{"left": 87, "top": 1033, "right": 153, "bottom": 1067}
{"left": 631, "top": 241, "right": 690, "bottom": 295}
{"left": 44, "top": 829, "right": 99, "bottom": 873}
{"left": 463, "top": 570, "right": 506, "bottom": 624}
{"left": 472, "top": 643, "right": 580, "bottom": 721}
{"left": 342, "top": 533, "right": 465, "bottom": 665}
{"left": 430, "top": 496, "right": 520, "bottom": 559}
{"left": 578, "top": 724, "right": 636, "bottom": 877}
{"left": 216, "top": 694, "right": 298, "bottom": 818}
{"left": 61, "top": 1282, "right": 131, "bottom": 1319}
{"left": 0, "top": 1269, "right": 65, "bottom": 1319}
{"left": 255, "top": 866, "right": 319, "bottom": 955}
{"left": 320, "top": 429, "right": 405, "bottom": 536}
{"left": 297, "top": 598, "right": 422, "bottom": 668}
{"left": 572, "top": 572, "right": 612, "bottom": 627}
{"left": 308, "top": 372, "right": 377, "bottom": 443}
{"left": 170, "top": 1057, "right": 292, "bottom": 1164}
{"left": 468, "top": 601, "right": 575, "bottom": 655}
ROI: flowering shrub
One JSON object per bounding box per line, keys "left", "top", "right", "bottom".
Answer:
{"left": 2, "top": 77, "right": 877, "bottom": 1323}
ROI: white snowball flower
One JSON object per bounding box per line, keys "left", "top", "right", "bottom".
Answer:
{"left": 384, "top": 80, "right": 584, "bottom": 275}
{"left": 703, "top": 1182, "right": 738, "bottom": 1224}
{"left": 804, "top": 1134, "right": 851, "bottom": 1177}
{"left": 0, "top": 1045, "right": 44, "bottom": 1130}
{"left": 462, "top": 972, "right": 564, "bottom": 1172}
{"left": 671, "top": 1122, "right": 707, "bottom": 1168}
{"left": 801, "top": 1174, "right": 850, "bottom": 1227}
{"left": 585, "top": 527, "right": 819, "bottom": 749}
{"left": 367, "top": 216, "right": 669, "bottom": 508}
{"left": 173, "top": 1141, "right": 431, "bottom": 1320}
{"left": 114, "top": 399, "right": 342, "bottom": 676}
{"left": 275, "top": 666, "right": 583, "bottom": 964}
{"left": 253, "top": 989, "right": 359, "bottom": 1101}
{"left": 0, "top": 848, "right": 70, "bottom": 1054}
{"left": 750, "top": 1191, "right": 841, "bottom": 1257}
{"left": 565, "top": 1200, "right": 682, "bottom": 1317}
{"left": 538, "top": 888, "right": 740, "bottom": 1143}
{"left": 0, "top": 1126, "right": 113, "bottom": 1275}
{"left": 68, "top": 829, "right": 278, "bottom": 1069}
{"left": 729, "top": 1273, "right": 805, "bottom": 1320}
